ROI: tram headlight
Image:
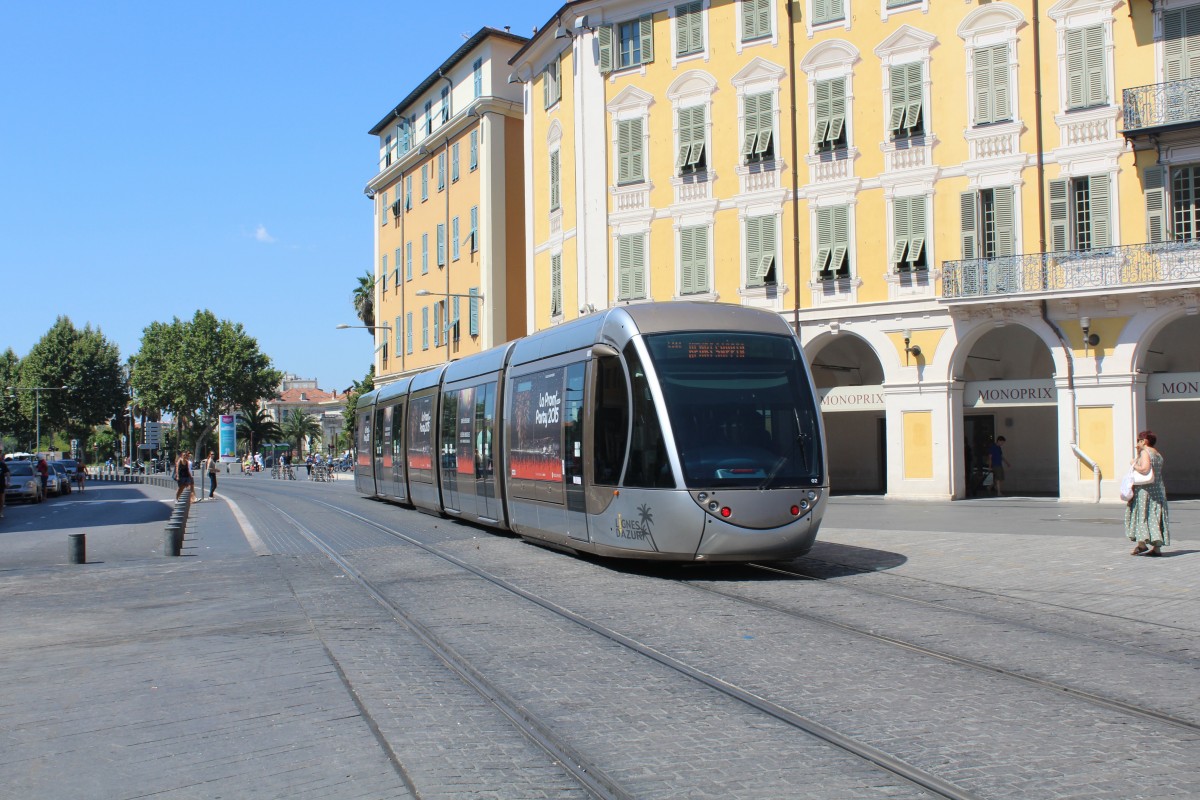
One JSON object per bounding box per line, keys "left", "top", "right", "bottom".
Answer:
{"left": 707, "top": 500, "right": 719, "bottom": 511}
{"left": 807, "top": 490, "right": 817, "bottom": 500}
{"left": 799, "top": 500, "right": 810, "bottom": 511}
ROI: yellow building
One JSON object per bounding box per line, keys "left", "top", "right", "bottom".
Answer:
{"left": 366, "top": 27, "right": 528, "bottom": 382}
{"left": 510, "top": 0, "right": 1200, "bottom": 501}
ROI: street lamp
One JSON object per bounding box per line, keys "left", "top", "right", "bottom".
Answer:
{"left": 414, "top": 290, "right": 483, "bottom": 362}
{"left": 6, "top": 385, "right": 68, "bottom": 455}
{"left": 335, "top": 322, "right": 394, "bottom": 366}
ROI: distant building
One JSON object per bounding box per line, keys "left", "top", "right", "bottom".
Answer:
{"left": 261, "top": 375, "right": 347, "bottom": 454}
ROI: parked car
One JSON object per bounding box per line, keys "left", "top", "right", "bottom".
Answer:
{"left": 53, "top": 460, "right": 79, "bottom": 492}
{"left": 51, "top": 463, "right": 71, "bottom": 496}
{"left": 5, "top": 461, "right": 43, "bottom": 503}
{"left": 43, "top": 464, "right": 62, "bottom": 497}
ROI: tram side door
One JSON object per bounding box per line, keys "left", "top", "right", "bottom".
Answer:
{"left": 474, "top": 383, "right": 500, "bottom": 522}
{"left": 563, "top": 362, "right": 588, "bottom": 541}
{"left": 391, "top": 401, "right": 407, "bottom": 500}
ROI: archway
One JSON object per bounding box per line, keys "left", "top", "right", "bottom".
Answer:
{"left": 809, "top": 334, "right": 887, "bottom": 493}
{"left": 957, "top": 324, "right": 1060, "bottom": 497}
{"left": 1141, "top": 313, "right": 1200, "bottom": 497}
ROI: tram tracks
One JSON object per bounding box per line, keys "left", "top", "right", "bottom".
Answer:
{"left": 236, "top": 486, "right": 1197, "bottom": 799}
{"left": 253, "top": 493, "right": 982, "bottom": 800}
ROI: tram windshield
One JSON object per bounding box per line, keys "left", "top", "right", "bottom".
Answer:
{"left": 643, "top": 332, "right": 823, "bottom": 489}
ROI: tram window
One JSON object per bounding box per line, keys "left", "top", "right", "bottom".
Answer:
{"left": 374, "top": 409, "right": 385, "bottom": 457}
{"left": 622, "top": 342, "right": 675, "bottom": 488}
{"left": 391, "top": 403, "right": 404, "bottom": 460}
{"left": 592, "top": 355, "right": 629, "bottom": 485}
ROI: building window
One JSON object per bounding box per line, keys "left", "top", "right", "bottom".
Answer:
{"left": 425, "top": 100, "right": 433, "bottom": 135}
{"left": 812, "top": 0, "right": 845, "bottom": 26}
{"left": 1145, "top": 164, "right": 1200, "bottom": 242}
{"left": 380, "top": 191, "right": 388, "bottom": 226}
{"left": 421, "top": 165, "right": 428, "bottom": 201}
{"left": 437, "top": 223, "right": 446, "bottom": 266}
{"left": 1049, "top": 175, "right": 1111, "bottom": 250}
{"left": 617, "top": 118, "right": 645, "bottom": 184}
{"left": 470, "top": 130, "right": 478, "bottom": 171}
{"left": 813, "top": 206, "right": 851, "bottom": 280}
{"left": 891, "top": 195, "right": 929, "bottom": 271}
{"left": 550, "top": 150, "right": 562, "bottom": 211}
{"left": 381, "top": 255, "right": 388, "bottom": 293}
{"left": 406, "top": 312, "right": 413, "bottom": 354}
{"left": 469, "top": 206, "right": 479, "bottom": 252}
{"left": 394, "top": 247, "right": 402, "bottom": 285}
{"left": 422, "top": 233, "right": 429, "bottom": 274}
{"left": 469, "top": 288, "right": 480, "bottom": 335}
{"left": 451, "top": 142, "right": 460, "bottom": 182}
{"left": 384, "top": 134, "right": 394, "bottom": 168}
{"left": 617, "top": 233, "right": 647, "bottom": 300}
{"left": 406, "top": 241, "right": 413, "bottom": 281}
{"left": 395, "top": 315, "right": 402, "bottom": 353}
{"left": 960, "top": 188, "right": 1015, "bottom": 260}
{"left": 741, "top": 0, "right": 771, "bottom": 43}
{"left": 599, "top": 16, "right": 654, "bottom": 73}
{"left": 676, "top": 105, "right": 707, "bottom": 173}
{"left": 551, "top": 253, "right": 563, "bottom": 316}
{"left": 742, "top": 92, "right": 774, "bottom": 162}
{"left": 679, "top": 225, "right": 710, "bottom": 294}
{"left": 452, "top": 217, "right": 460, "bottom": 261}
{"left": 473, "top": 58, "right": 483, "bottom": 98}
{"left": 438, "top": 153, "right": 446, "bottom": 191}
{"left": 813, "top": 78, "right": 847, "bottom": 152}
{"left": 889, "top": 62, "right": 924, "bottom": 139}
{"left": 544, "top": 56, "right": 561, "bottom": 109}
{"left": 972, "top": 44, "right": 1011, "bottom": 126}
{"left": 745, "top": 215, "right": 777, "bottom": 286}
{"left": 1065, "top": 25, "right": 1107, "bottom": 110}
{"left": 434, "top": 302, "right": 441, "bottom": 346}
{"left": 405, "top": 175, "right": 413, "bottom": 210}
{"left": 675, "top": 2, "right": 704, "bottom": 57}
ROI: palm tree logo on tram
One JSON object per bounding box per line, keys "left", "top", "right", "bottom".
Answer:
{"left": 637, "top": 503, "right": 653, "bottom": 530}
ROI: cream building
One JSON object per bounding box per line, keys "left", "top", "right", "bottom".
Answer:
{"left": 509, "top": 0, "right": 1200, "bottom": 501}
{"left": 366, "top": 27, "right": 529, "bottom": 381}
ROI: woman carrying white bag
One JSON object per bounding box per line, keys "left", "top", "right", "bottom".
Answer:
{"left": 1123, "top": 430, "right": 1170, "bottom": 557}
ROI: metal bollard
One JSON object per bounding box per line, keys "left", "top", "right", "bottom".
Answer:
{"left": 68, "top": 533, "right": 86, "bottom": 564}
{"left": 164, "top": 522, "right": 183, "bottom": 556}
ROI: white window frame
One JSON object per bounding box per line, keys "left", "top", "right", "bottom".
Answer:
{"left": 880, "top": 0, "right": 928, "bottom": 24}
{"left": 671, "top": 0, "right": 711, "bottom": 67}
{"left": 1047, "top": 0, "right": 1120, "bottom": 115}
{"left": 808, "top": 0, "right": 852, "bottom": 37}
{"left": 607, "top": 87, "right": 655, "bottom": 190}
{"left": 737, "top": 0, "right": 778, "bottom": 53}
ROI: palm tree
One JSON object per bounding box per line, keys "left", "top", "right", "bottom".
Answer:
{"left": 280, "top": 411, "right": 322, "bottom": 456}
{"left": 236, "top": 406, "right": 281, "bottom": 456}
{"left": 352, "top": 271, "right": 376, "bottom": 331}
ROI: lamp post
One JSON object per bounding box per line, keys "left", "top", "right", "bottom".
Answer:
{"left": 6, "top": 385, "right": 68, "bottom": 455}
{"left": 415, "top": 289, "right": 482, "bottom": 362}
{"left": 336, "top": 322, "right": 394, "bottom": 371}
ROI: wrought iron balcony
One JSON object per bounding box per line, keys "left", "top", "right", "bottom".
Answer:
{"left": 941, "top": 240, "right": 1200, "bottom": 300}
{"left": 1122, "top": 78, "right": 1200, "bottom": 135}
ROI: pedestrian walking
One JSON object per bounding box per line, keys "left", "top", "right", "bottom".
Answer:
{"left": 175, "top": 451, "right": 194, "bottom": 503}
{"left": 1126, "top": 430, "right": 1170, "bottom": 557}
{"left": 206, "top": 450, "right": 218, "bottom": 498}
{"left": 35, "top": 456, "right": 49, "bottom": 496}
{"left": 986, "top": 436, "right": 1011, "bottom": 496}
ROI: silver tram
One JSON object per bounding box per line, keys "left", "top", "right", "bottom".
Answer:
{"left": 354, "top": 302, "right": 827, "bottom": 561}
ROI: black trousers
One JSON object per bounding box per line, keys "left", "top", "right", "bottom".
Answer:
{"left": 208, "top": 472, "right": 217, "bottom": 497}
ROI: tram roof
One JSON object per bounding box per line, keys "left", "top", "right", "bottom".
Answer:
{"left": 376, "top": 376, "right": 414, "bottom": 403}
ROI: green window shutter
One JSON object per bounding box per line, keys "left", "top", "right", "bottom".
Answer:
{"left": 902, "top": 63, "right": 923, "bottom": 130}
{"left": 991, "top": 46, "right": 1011, "bottom": 122}
{"left": 1084, "top": 26, "right": 1107, "bottom": 107}
{"left": 470, "top": 206, "right": 478, "bottom": 252}
{"left": 814, "top": 208, "right": 833, "bottom": 274}
{"left": 830, "top": 205, "right": 849, "bottom": 277}
{"left": 993, "top": 186, "right": 1015, "bottom": 257}
{"left": 676, "top": 2, "right": 702, "bottom": 56}
{"left": 381, "top": 255, "right": 388, "bottom": 292}
{"left": 908, "top": 196, "right": 926, "bottom": 267}
{"left": 960, "top": 191, "right": 978, "bottom": 260}
{"left": 680, "top": 226, "right": 696, "bottom": 293}
{"left": 469, "top": 288, "right": 479, "bottom": 335}
{"left": 394, "top": 247, "right": 402, "bottom": 284}
{"left": 550, "top": 150, "right": 561, "bottom": 210}
{"left": 813, "top": 80, "right": 832, "bottom": 147}
{"left": 892, "top": 196, "right": 911, "bottom": 266}
{"left": 433, "top": 303, "right": 440, "bottom": 347}
{"left": 1144, "top": 166, "right": 1168, "bottom": 243}
{"left": 617, "top": 118, "right": 644, "bottom": 184}
{"left": 543, "top": 63, "right": 551, "bottom": 109}
{"left": 406, "top": 312, "right": 413, "bottom": 354}
{"left": 422, "top": 307, "right": 429, "bottom": 349}
{"left": 406, "top": 241, "right": 412, "bottom": 280}
{"left": 618, "top": 235, "right": 634, "bottom": 299}
{"left": 469, "top": 130, "right": 478, "bottom": 170}
{"left": 437, "top": 223, "right": 445, "bottom": 266}
{"left": 759, "top": 215, "right": 777, "bottom": 282}
{"left": 395, "top": 316, "right": 401, "bottom": 351}
{"left": 405, "top": 176, "right": 412, "bottom": 209}
{"left": 551, "top": 254, "right": 562, "bottom": 315}
{"left": 695, "top": 225, "right": 710, "bottom": 292}
{"left": 638, "top": 15, "right": 655, "bottom": 64}
{"left": 598, "top": 25, "right": 614, "bottom": 74}
{"left": 747, "top": 215, "right": 776, "bottom": 284}
{"left": 814, "top": 0, "right": 844, "bottom": 26}
{"left": 632, "top": 234, "right": 646, "bottom": 298}
{"left": 1048, "top": 178, "right": 1070, "bottom": 251}
{"left": 742, "top": 0, "right": 770, "bottom": 41}
{"left": 422, "top": 233, "right": 429, "bottom": 273}
{"left": 974, "top": 46, "right": 994, "bottom": 125}
{"left": 438, "top": 154, "right": 445, "bottom": 190}
{"left": 421, "top": 165, "right": 428, "bottom": 200}
{"left": 1066, "top": 29, "right": 1085, "bottom": 108}
{"left": 451, "top": 143, "right": 460, "bottom": 182}
{"left": 889, "top": 65, "right": 909, "bottom": 132}
{"left": 1087, "top": 175, "right": 1111, "bottom": 249}
{"left": 827, "top": 78, "right": 846, "bottom": 144}
{"left": 380, "top": 191, "right": 388, "bottom": 226}
{"left": 742, "top": 93, "right": 760, "bottom": 156}
{"left": 452, "top": 217, "right": 460, "bottom": 261}
{"left": 743, "top": 92, "right": 772, "bottom": 159}
{"left": 1165, "top": 10, "right": 1186, "bottom": 81}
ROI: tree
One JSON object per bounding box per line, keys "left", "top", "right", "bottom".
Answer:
{"left": 236, "top": 406, "right": 281, "bottom": 456}
{"left": 0, "top": 348, "right": 24, "bottom": 446}
{"left": 352, "top": 271, "right": 376, "bottom": 332}
{"left": 130, "top": 310, "right": 282, "bottom": 455}
{"left": 340, "top": 365, "right": 375, "bottom": 455}
{"left": 14, "top": 317, "right": 126, "bottom": 449}
{"left": 280, "top": 411, "right": 321, "bottom": 456}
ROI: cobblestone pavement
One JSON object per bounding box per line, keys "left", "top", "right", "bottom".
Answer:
{"left": 1, "top": 478, "right": 1195, "bottom": 799}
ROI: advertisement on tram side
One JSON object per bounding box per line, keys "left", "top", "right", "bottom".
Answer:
{"left": 509, "top": 370, "right": 563, "bottom": 482}
{"left": 407, "top": 395, "right": 434, "bottom": 473}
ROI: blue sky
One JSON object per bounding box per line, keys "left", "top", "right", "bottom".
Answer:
{"left": 1, "top": 2, "right": 541, "bottom": 394}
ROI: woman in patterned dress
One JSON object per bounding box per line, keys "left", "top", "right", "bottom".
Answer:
{"left": 1126, "top": 430, "right": 1170, "bottom": 557}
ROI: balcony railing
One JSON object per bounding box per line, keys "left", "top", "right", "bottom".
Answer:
{"left": 941, "top": 240, "right": 1200, "bottom": 300}
{"left": 1122, "top": 78, "right": 1200, "bottom": 134}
